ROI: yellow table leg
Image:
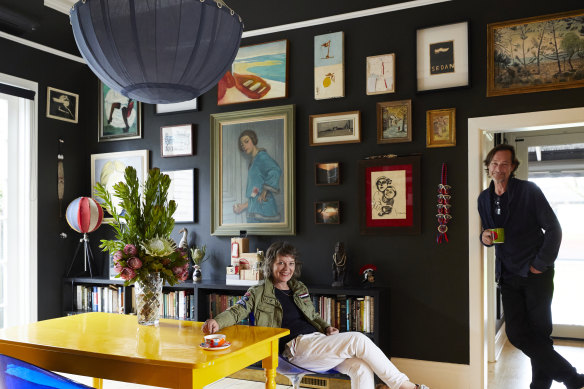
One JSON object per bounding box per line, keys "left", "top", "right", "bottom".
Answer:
{"left": 92, "top": 377, "right": 103, "bottom": 389}
{"left": 262, "top": 340, "right": 279, "bottom": 389}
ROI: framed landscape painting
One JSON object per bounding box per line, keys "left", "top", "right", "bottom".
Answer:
{"left": 359, "top": 156, "right": 421, "bottom": 235}
{"left": 210, "top": 105, "right": 295, "bottom": 236}
{"left": 376, "top": 100, "right": 412, "bottom": 144}
{"left": 309, "top": 111, "right": 360, "bottom": 146}
{"left": 98, "top": 82, "right": 142, "bottom": 142}
{"left": 487, "top": 10, "right": 584, "bottom": 96}
{"left": 315, "top": 201, "right": 340, "bottom": 224}
{"left": 218, "top": 39, "right": 289, "bottom": 105}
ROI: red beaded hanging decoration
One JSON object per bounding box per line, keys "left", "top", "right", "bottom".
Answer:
{"left": 436, "top": 163, "right": 452, "bottom": 243}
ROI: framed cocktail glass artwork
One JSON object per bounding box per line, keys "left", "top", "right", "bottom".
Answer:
{"left": 98, "top": 82, "right": 142, "bottom": 142}
{"left": 90, "top": 150, "right": 149, "bottom": 223}
{"left": 426, "top": 108, "right": 456, "bottom": 148}
{"left": 218, "top": 39, "right": 289, "bottom": 105}
{"left": 155, "top": 98, "right": 198, "bottom": 114}
{"left": 359, "top": 155, "right": 421, "bottom": 235}
{"left": 366, "top": 53, "right": 395, "bottom": 95}
{"left": 315, "top": 162, "right": 340, "bottom": 186}
{"left": 161, "top": 169, "right": 195, "bottom": 223}
{"left": 309, "top": 111, "right": 361, "bottom": 146}
{"left": 315, "top": 201, "right": 340, "bottom": 225}
{"left": 376, "top": 100, "right": 412, "bottom": 144}
{"left": 314, "top": 31, "right": 344, "bottom": 100}
{"left": 160, "top": 124, "right": 194, "bottom": 157}
{"left": 416, "top": 21, "right": 469, "bottom": 92}
{"left": 210, "top": 104, "right": 295, "bottom": 236}
{"left": 46, "top": 87, "right": 79, "bottom": 123}
{"left": 487, "top": 10, "right": 584, "bottom": 97}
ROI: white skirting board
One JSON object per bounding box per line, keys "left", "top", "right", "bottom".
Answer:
{"left": 391, "top": 358, "right": 470, "bottom": 389}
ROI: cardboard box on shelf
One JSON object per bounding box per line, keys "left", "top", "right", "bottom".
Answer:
{"left": 230, "top": 238, "right": 249, "bottom": 266}
{"left": 238, "top": 252, "right": 261, "bottom": 270}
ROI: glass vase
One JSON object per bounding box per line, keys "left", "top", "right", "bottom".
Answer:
{"left": 135, "top": 272, "right": 163, "bottom": 326}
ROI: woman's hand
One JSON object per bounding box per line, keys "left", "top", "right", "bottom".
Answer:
{"left": 233, "top": 202, "right": 248, "bottom": 214}
{"left": 202, "top": 319, "right": 219, "bottom": 334}
{"left": 325, "top": 326, "right": 339, "bottom": 335}
{"left": 257, "top": 190, "right": 268, "bottom": 203}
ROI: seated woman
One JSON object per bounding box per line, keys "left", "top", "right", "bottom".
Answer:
{"left": 203, "top": 241, "right": 430, "bottom": 389}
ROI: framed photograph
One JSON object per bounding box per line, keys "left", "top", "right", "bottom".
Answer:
{"left": 155, "top": 98, "right": 198, "bottom": 115}
{"left": 366, "top": 53, "right": 395, "bottom": 95}
{"left": 315, "top": 201, "right": 340, "bottom": 224}
{"left": 315, "top": 162, "right": 340, "bottom": 186}
{"left": 210, "top": 104, "right": 295, "bottom": 236}
{"left": 309, "top": 111, "right": 361, "bottom": 146}
{"left": 359, "top": 155, "right": 421, "bottom": 235}
{"left": 160, "top": 124, "right": 194, "bottom": 157}
{"left": 376, "top": 100, "right": 412, "bottom": 144}
{"left": 487, "top": 10, "right": 584, "bottom": 97}
{"left": 218, "top": 39, "right": 288, "bottom": 105}
{"left": 46, "top": 87, "right": 79, "bottom": 123}
{"left": 90, "top": 150, "right": 149, "bottom": 222}
{"left": 426, "top": 108, "right": 456, "bottom": 148}
{"left": 98, "top": 82, "right": 142, "bottom": 142}
{"left": 161, "top": 169, "right": 195, "bottom": 223}
{"left": 416, "top": 21, "right": 469, "bottom": 92}
{"left": 315, "top": 31, "right": 345, "bottom": 100}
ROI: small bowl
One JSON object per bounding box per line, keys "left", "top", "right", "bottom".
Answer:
{"left": 204, "top": 334, "right": 226, "bottom": 347}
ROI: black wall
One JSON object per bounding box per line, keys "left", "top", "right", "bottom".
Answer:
{"left": 2, "top": 0, "right": 583, "bottom": 366}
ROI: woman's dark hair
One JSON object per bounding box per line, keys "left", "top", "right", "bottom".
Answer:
{"left": 263, "top": 241, "right": 302, "bottom": 281}
{"left": 238, "top": 129, "right": 258, "bottom": 152}
{"left": 483, "top": 144, "right": 520, "bottom": 177}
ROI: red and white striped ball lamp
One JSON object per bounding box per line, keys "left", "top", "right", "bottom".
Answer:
{"left": 65, "top": 197, "right": 104, "bottom": 277}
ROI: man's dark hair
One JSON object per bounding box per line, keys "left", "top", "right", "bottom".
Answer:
{"left": 483, "top": 144, "right": 520, "bottom": 177}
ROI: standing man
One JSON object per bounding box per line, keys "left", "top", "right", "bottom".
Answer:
{"left": 478, "top": 144, "right": 584, "bottom": 389}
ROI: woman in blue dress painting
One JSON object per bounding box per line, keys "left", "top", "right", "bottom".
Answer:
{"left": 232, "top": 129, "right": 282, "bottom": 223}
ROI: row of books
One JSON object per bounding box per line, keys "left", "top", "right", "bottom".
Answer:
{"left": 160, "top": 290, "right": 196, "bottom": 320}
{"left": 75, "top": 285, "right": 126, "bottom": 314}
{"left": 207, "top": 293, "right": 250, "bottom": 325}
{"left": 313, "top": 295, "right": 374, "bottom": 333}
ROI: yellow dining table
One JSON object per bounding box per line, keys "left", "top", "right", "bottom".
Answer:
{"left": 0, "top": 312, "right": 289, "bottom": 389}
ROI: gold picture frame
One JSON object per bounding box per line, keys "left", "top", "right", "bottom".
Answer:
{"left": 426, "top": 108, "right": 456, "bottom": 148}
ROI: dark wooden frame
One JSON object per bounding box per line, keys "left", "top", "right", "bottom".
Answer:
{"left": 160, "top": 124, "right": 194, "bottom": 157}
{"left": 309, "top": 111, "right": 361, "bottom": 146}
{"left": 315, "top": 201, "right": 340, "bottom": 225}
{"left": 315, "top": 162, "right": 341, "bottom": 186}
{"left": 426, "top": 108, "right": 456, "bottom": 148}
{"left": 376, "top": 100, "right": 412, "bottom": 144}
{"left": 359, "top": 156, "right": 421, "bottom": 235}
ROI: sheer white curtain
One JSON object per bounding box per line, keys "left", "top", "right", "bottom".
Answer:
{"left": 0, "top": 72, "right": 38, "bottom": 327}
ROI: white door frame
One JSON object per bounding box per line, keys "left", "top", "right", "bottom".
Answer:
{"left": 467, "top": 107, "right": 584, "bottom": 389}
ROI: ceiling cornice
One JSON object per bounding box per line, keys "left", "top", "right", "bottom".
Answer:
{"left": 44, "top": 0, "right": 75, "bottom": 15}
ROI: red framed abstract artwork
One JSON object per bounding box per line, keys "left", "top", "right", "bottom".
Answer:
{"left": 359, "top": 155, "right": 421, "bottom": 235}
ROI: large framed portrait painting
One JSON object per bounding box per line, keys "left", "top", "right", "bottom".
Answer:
{"left": 210, "top": 105, "right": 295, "bottom": 235}
{"left": 359, "top": 156, "right": 420, "bottom": 235}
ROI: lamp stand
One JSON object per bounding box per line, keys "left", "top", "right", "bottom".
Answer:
{"left": 65, "top": 233, "right": 95, "bottom": 278}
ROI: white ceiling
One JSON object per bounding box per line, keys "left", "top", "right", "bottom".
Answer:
{"left": 44, "top": 0, "right": 76, "bottom": 15}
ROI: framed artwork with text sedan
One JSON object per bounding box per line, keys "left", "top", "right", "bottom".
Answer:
{"left": 359, "top": 155, "right": 421, "bottom": 235}
{"left": 98, "top": 82, "right": 142, "bottom": 142}
{"left": 46, "top": 87, "right": 79, "bottom": 123}
{"left": 377, "top": 100, "right": 412, "bottom": 144}
{"left": 160, "top": 124, "right": 194, "bottom": 157}
{"left": 309, "top": 111, "right": 360, "bottom": 146}
{"left": 416, "top": 21, "right": 469, "bottom": 92}
{"left": 210, "top": 104, "right": 295, "bottom": 236}
{"left": 426, "top": 108, "right": 456, "bottom": 148}
{"left": 487, "top": 10, "right": 584, "bottom": 97}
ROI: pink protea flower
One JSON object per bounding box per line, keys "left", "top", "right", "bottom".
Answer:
{"left": 114, "top": 262, "right": 123, "bottom": 273}
{"left": 172, "top": 266, "right": 183, "bottom": 275}
{"left": 113, "top": 250, "right": 123, "bottom": 262}
{"left": 123, "top": 244, "right": 137, "bottom": 256}
{"left": 127, "top": 256, "right": 143, "bottom": 270}
{"left": 178, "top": 269, "right": 189, "bottom": 281}
{"left": 120, "top": 267, "right": 136, "bottom": 281}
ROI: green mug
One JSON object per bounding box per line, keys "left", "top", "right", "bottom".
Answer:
{"left": 487, "top": 228, "right": 505, "bottom": 244}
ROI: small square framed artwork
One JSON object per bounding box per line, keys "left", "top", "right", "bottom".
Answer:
{"left": 46, "top": 87, "right": 79, "bottom": 123}
{"left": 315, "top": 201, "right": 340, "bottom": 224}
{"left": 426, "top": 108, "right": 456, "bottom": 148}
{"left": 315, "top": 162, "right": 340, "bottom": 186}
{"left": 416, "top": 21, "right": 469, "bottom": 92}
{"left": 377, "top": 100, "right": 412, "bottom": 144}
{"left": 160, "top": 124, "right": 194, "bottom": 157}
{"left": 366, "top": 53, "right": 395, "bottom": 95}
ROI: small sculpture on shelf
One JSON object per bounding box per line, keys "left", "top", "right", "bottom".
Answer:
{"left": 178, "top": 228, "right": 189, "bottom": 251}
{"left": 190, "top": 245, "right": 208, "bottom": 282}
{"left": 331, "top": 241, "right": 347, "bottom": 288}
{"left": 360, "top": 264, "right": 377, "bottom": 287}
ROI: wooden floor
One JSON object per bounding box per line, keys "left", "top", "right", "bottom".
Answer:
{"left": 488, "top": 338, "right": 584, "bottom": 389}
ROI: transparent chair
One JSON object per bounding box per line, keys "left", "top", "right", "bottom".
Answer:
{"left": 0, "top": 354, "right": 92, "bottom": 388}
{"left": 277, "top": 355, "right": 341, "bottom": 389}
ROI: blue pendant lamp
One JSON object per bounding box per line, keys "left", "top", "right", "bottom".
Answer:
{"left": 70, "top": 0, "right": 243, "bottom": 104}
